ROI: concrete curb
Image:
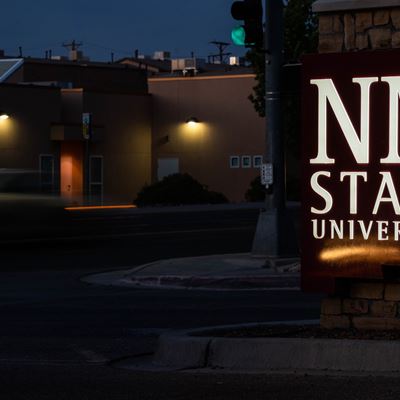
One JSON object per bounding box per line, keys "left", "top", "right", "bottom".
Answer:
{"left": 118, "top": 321, "right": 400, "bottom": 374}
{"left": 127, "top": 274, "right": 300, "bottom": 290}
{"left": 81, "top": 254, "right": 300, "bottom": 290}
{"left": 82, "top": 270, "right": 300, "bottom": 291}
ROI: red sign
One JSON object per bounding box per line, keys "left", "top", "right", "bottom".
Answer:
{"left": 302, "top": 50, "right": 400, "bottom": 292}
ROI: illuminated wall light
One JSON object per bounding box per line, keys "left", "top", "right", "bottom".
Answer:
{"left": 186, "top": 117, "right": 200, "bottom": 126}
{"left": 0, "top": 111, "right": 9, "bottom": 121}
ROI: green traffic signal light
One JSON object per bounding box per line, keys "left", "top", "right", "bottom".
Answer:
{"left": 231, "top": 26, "right": 246, "bottom": 46}
{"left": 230, "top": 0, "right": 263, "bottom": 48}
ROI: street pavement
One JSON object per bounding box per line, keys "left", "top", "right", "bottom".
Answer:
{"left": 8, "top": 204, "right": 400, "bottom": 398}
{"left": 84, "top": 253, "right": 400, "bottom": 376}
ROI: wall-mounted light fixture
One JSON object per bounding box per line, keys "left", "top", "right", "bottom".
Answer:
{"left": 0, "top": 111, "right": 9, "bottom": 121}
{"left": 185, "top": 117, "right": 200, "bottom": 126}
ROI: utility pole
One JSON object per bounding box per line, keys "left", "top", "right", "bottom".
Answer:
{"left": 251, "top": 0, "right": 297, "bottom": 261}
{"left": 62, "top": 40, "right": 83, "bottom": 52}
{"left": 62, "top": 40, "right": 83, "bottom": 61}
{"left": 209, "top": 41, "right": 231, "bottom": 64}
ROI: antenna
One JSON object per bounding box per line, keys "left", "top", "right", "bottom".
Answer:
{"left": 209, "top": 41, "right": 231, "bottom": 64}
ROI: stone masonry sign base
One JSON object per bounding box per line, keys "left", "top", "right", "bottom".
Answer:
{"left": 321, "top": 279, "right": 400, "bottom": 330}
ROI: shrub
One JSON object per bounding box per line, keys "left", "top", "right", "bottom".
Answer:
{"left": 245, "top": 176, "right": 266, "bottom": 202}
{"left": 134, "top": 173, "right": 228, "bottom": 207}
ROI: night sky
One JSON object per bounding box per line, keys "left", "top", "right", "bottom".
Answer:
{"left": 1, "top": 0, "right": 246, "bottom": 61}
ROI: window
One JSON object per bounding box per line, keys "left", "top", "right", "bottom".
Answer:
{"left": 39, "top": 154, "right": 54, "bottom": 192}
{"left": 89, "top": 155, "right": 103, "bottom": 201}
{"left": 157, "top": 158, "right": 179, "bottom": 181}
{"left": 230, "top": 156, "right": 240, "bottom": 168}
{"left": 242, "top": 155, "right": 251, "bottom": 168}
{"left": 253, "top": 155, "right": 263, "bottom": 168}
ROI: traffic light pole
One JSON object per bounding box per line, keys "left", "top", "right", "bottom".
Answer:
{"left": 265, "top": 0, "right": 284, "bottom": 212}
{"left": 251, "top": 0, "right": 297, "bottom": 261}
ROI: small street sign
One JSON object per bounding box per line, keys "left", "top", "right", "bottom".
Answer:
{"left": 82, "top": 113, "right": 92, "bottom": 140}
{"left": 261, "top": 163, "right": 273, "bottom": 188}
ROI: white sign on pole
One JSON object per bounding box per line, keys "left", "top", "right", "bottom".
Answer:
{"left": 261, "top": 163, "right": 273, "bottom": 188}
{"left": 82, "top": 113, "right": 91, "bottom": 140}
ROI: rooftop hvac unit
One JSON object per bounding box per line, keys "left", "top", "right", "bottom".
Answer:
{"left": 171, "top": 58, "right": 195, "bottom": 72}
{"left": 50, "top": 55, "right": 68, "bottom": 61}
{"left": 171, "top": 58, "right": 206, "bottom": 73}
{"left": 153, "top": 51, "right": 171, "bottom": 60}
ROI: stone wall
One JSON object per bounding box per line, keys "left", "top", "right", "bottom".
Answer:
{"left": 321, "top": 281, "right": 400, "bottom": 330}
{"left": 314, "top": 0, "right": 400, "bottom": 52}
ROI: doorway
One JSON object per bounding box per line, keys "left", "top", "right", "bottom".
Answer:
{"left": 60, "top": 142, "right": 83, "bottom": 201}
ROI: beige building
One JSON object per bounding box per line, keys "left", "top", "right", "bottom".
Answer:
{"left": 0, "top": 58, "right": 152, "bottom": 204}
{"left": 0, "top": 57, "right": 265, "bottom": 204}
{"left": 149, "top": 73, "right": 265, "bottom": 202}
{"left": 55, "top": 88, "right": 151, "bottom": 203}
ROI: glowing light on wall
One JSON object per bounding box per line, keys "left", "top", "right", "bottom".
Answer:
{"left": 186, "top": 117, "right": 200, "bottom": 126}
{"left": 181, "top": 116, "right": 208, "bottom": 143}
{"left": 0, "top": 111, "right": 9, "bottom": 121}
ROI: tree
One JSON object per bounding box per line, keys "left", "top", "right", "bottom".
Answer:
{"left": 284, "top": 0, "right": 318, "bottom": 63}
{"left": 248, "top": 0, "right": 317, "bottom": 117}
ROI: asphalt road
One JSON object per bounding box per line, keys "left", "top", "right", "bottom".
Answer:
{"left": 0, "top": 207, "right": 265, "bottom": 269}
{"left": 5, "top": 206, "right": 392, "bottom": 400}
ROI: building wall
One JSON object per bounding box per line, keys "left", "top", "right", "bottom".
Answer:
{"left": 0, "top": 84, "right": 60, "bottom": 172}
{"left": 149, "top": 74, "right": 265, "bottom": 202}
{"left": 83, "top": 91, "right": 152, "bottom": 203}
{"left": 5, "top": 59, "right": 148, "bottom": 93}
{"left": 0, "top": 83, "right": 151, "bottom": 204}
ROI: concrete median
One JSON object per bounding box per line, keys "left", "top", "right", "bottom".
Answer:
{"left": 118, "top": 321, "right": 400, "bottom": 374}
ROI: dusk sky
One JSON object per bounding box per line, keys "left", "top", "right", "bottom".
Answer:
{"left": 1, "top": 0, "right": 246, "bottom": 61}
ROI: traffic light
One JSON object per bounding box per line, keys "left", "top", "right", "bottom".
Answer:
{"left": 231, "top": 0, "right": 263, "bottom": 48}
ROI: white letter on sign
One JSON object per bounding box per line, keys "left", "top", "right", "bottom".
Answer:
{"left": 373, "top": 172, "right": 400, "bottom": 215}
{"left": 340, "top": 171, "right": 367, "bottom": 214}
{"left": 311, "top": 171, "right": 333, "bottom": 214}
{"left": 381, "top": 77, "right": 400, "bottom": 163}
{"left": 310, "top": 77, "right": 378, "bottom": 165}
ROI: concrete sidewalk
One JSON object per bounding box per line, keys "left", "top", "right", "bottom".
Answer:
{"left": 83, "top": 253, "right": 300, "bottom": 290}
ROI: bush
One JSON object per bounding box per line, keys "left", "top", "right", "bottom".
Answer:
{"left": 245, "top": 176, "right": 266, "bottom": 202}
{"left": 134, "top": 173, "right": 228, "bottom": 207}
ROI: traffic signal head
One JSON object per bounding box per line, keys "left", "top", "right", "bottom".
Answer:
{"left": 231, "top": 0, "right": 263, "bottom": 48}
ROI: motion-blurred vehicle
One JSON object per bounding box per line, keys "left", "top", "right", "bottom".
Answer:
{"left": 0, "top": 169, "right": 69, "bottom": 241}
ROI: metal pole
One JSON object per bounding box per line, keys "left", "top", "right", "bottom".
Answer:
{"left": 265, "top": 0, "right": 285, "bottom": 212}
{"left": 251, "top": 0, "right": 287, "bottom": 259}
{"left": 85, "top": 139, "right": 90, "bottom": 204}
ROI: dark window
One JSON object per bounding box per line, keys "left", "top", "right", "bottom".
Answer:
{"left": 40, "top": 154, "right": 54, "bottom": 192}
{"left": 90, "top": 156, "right": 103, "bottom": 184}
{"left": 89, "top": 156, "right": 103, "bottom": 201}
